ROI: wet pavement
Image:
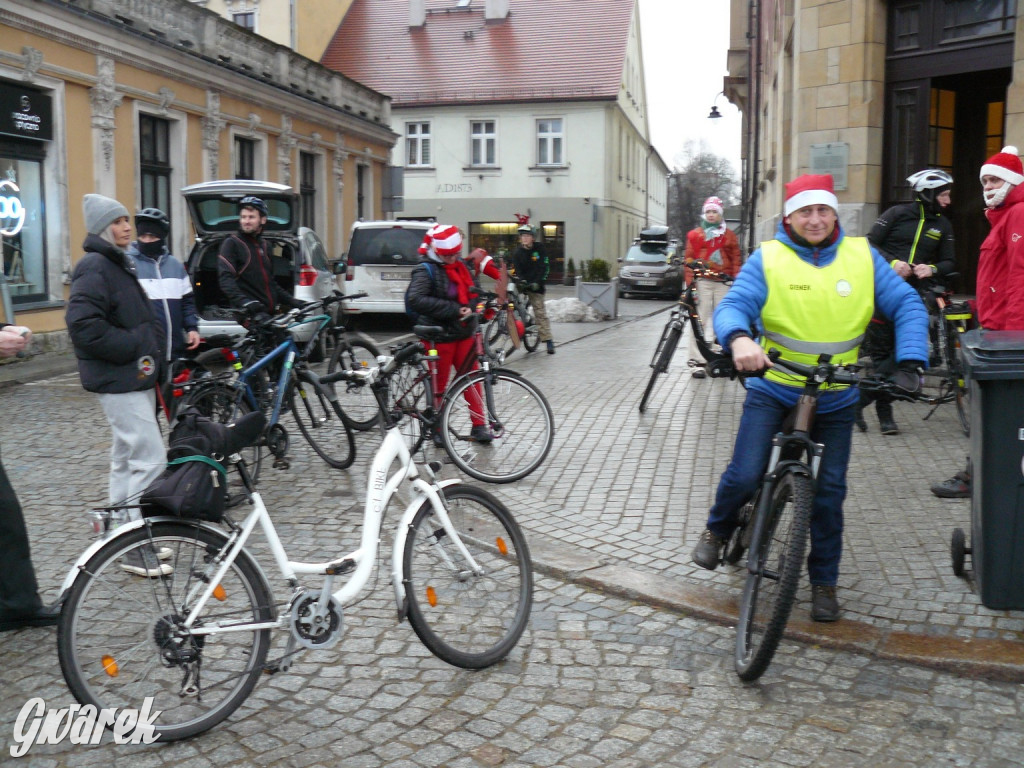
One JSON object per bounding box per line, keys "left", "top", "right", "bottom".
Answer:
{"left": 2, "top": 286, "right": 1024, "bottom": 764}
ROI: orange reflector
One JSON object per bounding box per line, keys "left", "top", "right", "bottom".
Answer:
{"left": 426, "top": 586, "right": 438, "bottom": 607}
{"left": 101, "top": 655, "right": 119, "bottom": 677}
{"left": 213, "top": 584, "right": 227, "bottom": 601}
{"left": 496, "top": 537, "right": 508, "bottom": 556}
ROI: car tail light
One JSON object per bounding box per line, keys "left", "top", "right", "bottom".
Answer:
{"left": 299, "top": 264, "right": 318, "bottom": 287}
{"left": 346, "top": 256, "right": 354, "bottom": 281}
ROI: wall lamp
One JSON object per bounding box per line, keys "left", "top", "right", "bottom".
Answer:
{"left": 708, "top": 91, "right": 726, "bottom": 119}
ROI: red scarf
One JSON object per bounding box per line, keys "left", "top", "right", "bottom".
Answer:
{"left": 441, "top": 260, "right": 475, "bottom": 304}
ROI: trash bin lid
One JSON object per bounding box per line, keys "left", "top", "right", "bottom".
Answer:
{"left": 961, "top": 329, "right": 1024, "bottom": 379}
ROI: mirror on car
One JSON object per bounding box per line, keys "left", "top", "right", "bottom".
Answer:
{"left": 333, "top": 261, "right": 347, "bottom": 275}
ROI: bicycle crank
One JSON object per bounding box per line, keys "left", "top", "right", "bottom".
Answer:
{"left": 267, "top": 423, "right": 290, "bottom": 469}
{"left": 287, "top": 589, "right": 344, "bottom": 650}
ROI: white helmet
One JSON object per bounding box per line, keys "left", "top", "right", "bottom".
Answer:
{"left": 907, "top": 169, "right": 953, "bottom": 192}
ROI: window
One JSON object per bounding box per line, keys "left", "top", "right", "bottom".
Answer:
{"left": 943, "top": 0, "right": 1015, "bottom": 40}
{"left": 892, "top": 4, "right": 921, "bottom": 50}
{"left": 470, "top": 120, "right": 496, "bottom": 166}
{"left": 233, "top": 12, "right": 256, "bottom": 31}
{"left": 406, "top": 122, "right": 431, "bottom": 167}
{"left": 140, "top": 114, "right": 171, "bottom": 219}
{"left": 235, "top": 137, "right": 255, "bottom": 180}
{"left": 537, "top": 118, "right": 563, "bottom": 166}
{"left": 928, "top": 88, "right": 955, "bottom": 169}
{"left": 299, "top": 151, "right": 317, "bottom": 230}
{"left": 1, "top": 146, "right": 47, "bottom": 305}
{"left": 356, "top": 164, "right": 367, "bottom": 220}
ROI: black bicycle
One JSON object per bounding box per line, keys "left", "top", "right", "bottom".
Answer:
{"left": 920, "top": 278, "right": 974, "bottom": 435}
{"left": 708, "top": 351, "right": 924, "bottom": 681}
{"left": 639, "top": 266, "right": 733, "bottom": 413}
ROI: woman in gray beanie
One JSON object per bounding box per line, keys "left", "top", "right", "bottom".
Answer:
{"left": 66, "top": 194, "right": 170, "bottom": 577}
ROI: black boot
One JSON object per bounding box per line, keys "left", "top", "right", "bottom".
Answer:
{"left": 876, "top": 400, "right": 898, "bottom": 435}
{"left": 855, "top": 392, "right": 868, "bottom": 432}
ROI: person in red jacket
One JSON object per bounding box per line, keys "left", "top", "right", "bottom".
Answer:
{"left": 932, "top": 146, "right": 1024, "bottom": 498}
{"left": 684, "top": 197, "right": 741, "bottom": 378}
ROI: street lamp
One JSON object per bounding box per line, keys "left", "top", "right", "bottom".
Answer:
{"left": 708, "top": 92, "right": 726, "bottom": 119}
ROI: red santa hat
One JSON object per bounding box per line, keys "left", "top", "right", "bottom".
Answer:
{"left": 783, "top": 174, "right": 839, "bottom": 217}
{"left": 980, "top": 146, "right": 1024, "bottom": 186}
{"left": 419, "top": 223, "right": 463, "bottom": 259}
{"left": 702, "top": 196, "right": 724, "bottom": 216}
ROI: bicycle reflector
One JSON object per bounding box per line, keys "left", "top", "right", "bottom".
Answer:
{"left": 101, "top": 654, "right": 119, "bottom": 677}
{"left": 426, "top": 586, "right": 438, "bottom": 607}
{"left": 496, "top": 537, "right": 508, "bottom": 556}
{"left": 213, "top": 584, "right": 227, "bottom": 601}
{"left": 515, "top": 320, "right": 525, "bottom": 338}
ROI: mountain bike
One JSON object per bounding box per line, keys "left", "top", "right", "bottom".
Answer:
{"left": 180, "top": 299, "right": 357, "bottom": 478}
{"left": 387, "top": 297, "right": 554, "bottom": 484}
{"left": 639, "top": 266, "right": 734, "bottom": 413}
{"left": 708, "top": 351, "right": 925, "bottom": 681}
{"left": 920, "top": 279, "right": 973, "bottom": 435}
{"left": 483, "top": 279, "right": 540, "bottom": 362}
{"left": 56, "top": 352, "right": 533, "bottom": 741}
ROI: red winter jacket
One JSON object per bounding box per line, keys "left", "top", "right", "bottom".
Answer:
{"left": 975, "top": 184, "right": 1024, "bottom": 330}
{"left": 684, "top": 225, "right": 741, "bottom": 284}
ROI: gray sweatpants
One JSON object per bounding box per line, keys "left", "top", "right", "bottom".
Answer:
{"left": 98, "top": 389, "right": 165, "bottom": 519}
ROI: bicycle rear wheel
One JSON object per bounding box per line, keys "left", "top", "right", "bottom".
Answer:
{"left": 57, "top": 522, "right": 273, "bottom": 741}
{"left": 946, "top": 324, "right": 970, "bottom": 436}
{"left": 734, "top": 470, "right": 812, "bottom": 681}
{"left": 639, "top": 323, "right": 681, "bottom": 414}
{"left": 184, "top": 381, "right": 263, "bottom": 483}
{"left": 483, "top": 311, "right": 515, "bottom": 362}
{"left": 326, "top": 335, "right": 382, "bottom": 431}
{"left": 403, "top": 485, "right": 533, "bottom": 669}
{"left": 387, "top": 359, "right": 433, "bottom": 453}
{"left": 289, "top": 369, "right": 356, "bottom": 469}
{"left": 520, "top": 302, "right": 540, "bottom": 352}
{"left": 440, "top": 369, "right": 554, "bottom": 483}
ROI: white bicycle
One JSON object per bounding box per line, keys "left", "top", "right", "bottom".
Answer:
{"left": 56, "top": 345, "right": 534, "bottom": 741}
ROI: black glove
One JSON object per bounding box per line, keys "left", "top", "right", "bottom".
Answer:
{"left": 894, "top": 360, "right": 924, "bottom": 393}
{"left": 243, "top": 300, "right": 265, "bottom": 317}
{"left": 250, "top": 311, "right": 272, "bottom": 327}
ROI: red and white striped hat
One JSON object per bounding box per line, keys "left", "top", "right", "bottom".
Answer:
{"left": 420, "top": 224, "right": 463, "bottom": 259}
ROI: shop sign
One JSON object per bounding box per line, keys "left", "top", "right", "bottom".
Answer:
{"left": 0, "top": 180, "right": 26, "bottom": 237}
{"left": 0, "top": 82, "right": 52, "bottom": 141}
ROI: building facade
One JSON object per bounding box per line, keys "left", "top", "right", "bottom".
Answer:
{"left": 726, "top": 0, "right": 1019, "bottom": 290}
{"left": 1, "top": 0, "right": 394, "bottom": 343}
{"left": 322, "top": 0, "right": 668, "bottom": 280}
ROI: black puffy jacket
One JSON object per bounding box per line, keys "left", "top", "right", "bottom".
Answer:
{"left": 66, "top": 234, "right": 164, "bottom": 393}
{"left": 405, "top": 260, "right": 476, "bottom": 340}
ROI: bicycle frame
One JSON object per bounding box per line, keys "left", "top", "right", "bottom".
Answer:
{"left": 59, "top": 425, "right": 477, "bottom": 636}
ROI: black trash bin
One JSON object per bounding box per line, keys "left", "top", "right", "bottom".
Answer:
{"left": 960, "top": 329, "right": 1024, "bottom": 609}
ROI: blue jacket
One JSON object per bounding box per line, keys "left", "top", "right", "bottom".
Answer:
{"left": 712, "top": 221, "right": 929, "bottom": 412}
{"left": 128, "top": 243, "right": 199, "bottom": 361}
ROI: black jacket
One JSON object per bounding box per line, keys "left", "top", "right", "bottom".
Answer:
{"left": 66, "top": 234, "right": 164, "bottom": 394}
{"left": 511, "top": 242, "right": 550, "bottom": 293}
{"left": 216, "top": 231, "right": 300, "bottom": 314}
{"left": 405, "top": 260, "right": 476, "bottom": 340}
{"left": 868, "top": 201, "right": 956, "bottom": 290}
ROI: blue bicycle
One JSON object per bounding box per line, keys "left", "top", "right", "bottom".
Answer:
{"left": 181, "top": 297, "right": 357, "bottom": 480}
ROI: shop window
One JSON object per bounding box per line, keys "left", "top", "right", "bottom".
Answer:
{"left": 1, "top": 152, "right": 47, "bottom": 304}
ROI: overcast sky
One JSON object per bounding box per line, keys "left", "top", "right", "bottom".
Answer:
{"left": 637, "top": 0, "right": 742, "bottom": 174}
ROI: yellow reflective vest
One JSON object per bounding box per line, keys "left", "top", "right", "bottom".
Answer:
{"left": 759, "top": 237, "right": 875, "bottom": 388}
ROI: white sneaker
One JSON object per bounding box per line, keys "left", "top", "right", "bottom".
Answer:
{"left": 121, "top": 546, "right": 173, "bottom": 577}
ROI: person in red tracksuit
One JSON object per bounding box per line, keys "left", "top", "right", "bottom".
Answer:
{"left": 405, "top": 225, "right": 497, "bottom": 444}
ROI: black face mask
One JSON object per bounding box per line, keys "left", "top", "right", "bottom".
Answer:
{"left": 137, "top": 239, "right": 165, "bottom": 257}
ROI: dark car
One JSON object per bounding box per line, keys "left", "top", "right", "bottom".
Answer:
{"left": 617, "top": 226, "right": 682, "bottom": 299}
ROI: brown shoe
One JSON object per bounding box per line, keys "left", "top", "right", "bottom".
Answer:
{"left": 811, "top": 585, "right": 840, "bottom": 622}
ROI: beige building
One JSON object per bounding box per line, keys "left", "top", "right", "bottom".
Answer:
{"left": 1, "top": 0, "right": 394, "bottom": 344}
{"left": 726, "top": 0, "right": 1019, "bottom": 289}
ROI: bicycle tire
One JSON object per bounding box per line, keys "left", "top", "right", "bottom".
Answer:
{"left": 326, "top": 335, "right": 382, "bottom": 431}
{"left": 521, "top": 302, "right": 540, "bottom": 353}
{"left": 403, "top": 484, "right": 533, "bottom": 669}
{"left": 289, "top": 369, "right": 356, "bottom": 469}
{"left": 440, "top": 369, "right": 554, "bottom": 483}
{"left": 184, "top": 381, "right": 263, "bottom": 484}
{"left": 947, "top": 324, "right": 970, "bottom": 436}
{"left": 639, "top": 323, "right": 681, "bottom": 414}
{"left": 57, "top": 522, "right": 273, "bottom": 741}
{"left": 734, "top": 470, "right": 813, "bottom": 682}
{"left": 484, "top": 311, "right": 515, "bottom": 362}
{"left": 388, "top": 358, "right": 433, "bottom": 454}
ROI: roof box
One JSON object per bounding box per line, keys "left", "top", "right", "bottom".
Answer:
{"left": 638, "top": 225, "right": 669, "bottom": 245}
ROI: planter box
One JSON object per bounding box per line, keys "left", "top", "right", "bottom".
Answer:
{"left": 575, "top": 277, "right": 618, "bottom": 319}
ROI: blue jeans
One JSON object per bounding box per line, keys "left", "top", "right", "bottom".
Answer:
{"left": 706, "top": 386, "right": 855, "bottom": 586}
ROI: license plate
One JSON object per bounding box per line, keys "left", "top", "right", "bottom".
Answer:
{"left": 379, "top": 272, "right": 408, "bottom": 281}
{"left": 636, "top": 280, "right": 658, "bottom": 286}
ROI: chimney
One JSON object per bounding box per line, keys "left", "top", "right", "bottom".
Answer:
{"left": 410, "top": 0, "right": 426, "bottom": 28}
{"left": 485, "top": 0, "right": 509, "bottom": 22}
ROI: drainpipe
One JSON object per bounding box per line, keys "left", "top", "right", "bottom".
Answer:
{"left": 746, "top": 0, "right": 762, "bottom": 255}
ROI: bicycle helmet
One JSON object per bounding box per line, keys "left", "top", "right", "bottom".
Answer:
{"left": 239, "top": 196, "right": 269, "bottom": 216}
{"left": 135, "top": 207, "right": 170, "bottom": 237}
{"left": 906, "top": 169, "right": 953, "bottom": 213}
{"left": 517, "top": 224, "right": 533, "bottom": 235}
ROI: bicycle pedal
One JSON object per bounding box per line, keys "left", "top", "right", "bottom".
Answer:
{"left": 273, "top": 457, "right": 291, "bottom": 470}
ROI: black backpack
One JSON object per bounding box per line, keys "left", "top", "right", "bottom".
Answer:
{"left": 404, "top": 261, "right": 439, "bottom": 320}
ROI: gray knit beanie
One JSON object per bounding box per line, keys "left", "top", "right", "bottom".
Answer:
{"left": 83, "top": 194, "right": 130, "bottom": 236}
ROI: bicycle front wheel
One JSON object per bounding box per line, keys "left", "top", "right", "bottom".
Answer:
{"left": 483, "top": 311, "right": 515, "bottom": 362}
{"left": 185, "top": 381, "right": 263, "bottom": 483}
{"left": 734, "top": 471, "right": 813, "bottom": 681}
{"left": 947, "top": 326, "right": 970, "bottom": 436}
{"left": 388, "top": 359, "right": 434, "bottom": 453}
{"left": 403, "top": 485, "right": 533, "bottom": 669}
{"left": 326, "top": 335, "right": 382, "bottom": 431}
{"left": 289, "top": 369, "right": 356, "bottom": 469}
{"left": 520, "top": 303, "right": 540, "bottom": 352}
{"left": 639, "top": 323, "right": 681, "bottom": 413}
{"left": 440, "top": 370, "right": 554, "bottom": 483}
{"left": 57, "top": 522, "right": 273, "bottom": 741}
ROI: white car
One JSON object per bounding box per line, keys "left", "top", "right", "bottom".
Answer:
{"left": 340, "top": 220, "right": 434, "bottom": 315}
{"left": 182, "top": 180, "right": 336, "bottom": 353}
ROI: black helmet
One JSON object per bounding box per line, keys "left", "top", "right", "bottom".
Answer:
{"left": 239, "top": 196, "right": 269, "bottom": 216}
{"left": 135, "top": 207, "right": 170, "bottom": 237}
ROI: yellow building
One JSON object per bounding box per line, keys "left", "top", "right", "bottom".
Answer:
{"left": 1, "top": 0, "right": 395, "bottom": 345}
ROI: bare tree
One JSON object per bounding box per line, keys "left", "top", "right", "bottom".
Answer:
{"left": 668, "top": 142, "right": 738, "bottom": 244}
